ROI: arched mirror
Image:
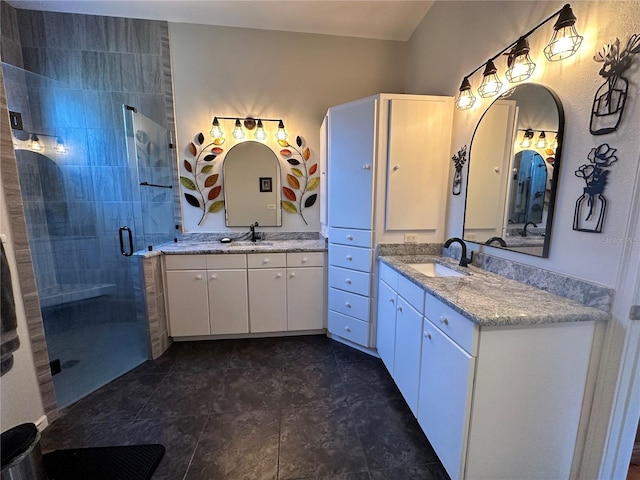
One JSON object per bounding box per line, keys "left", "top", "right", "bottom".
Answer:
{"left": 463, "top": 83, "right": 564, "bottom": 257}
{"left": 223, "top": 141, "right": 282, "bottom": 227}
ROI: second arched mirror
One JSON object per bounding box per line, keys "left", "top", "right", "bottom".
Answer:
{"left": 463, "top": 83, "right": 564, "bottom": 257}
{"left": 223, "top": 141, "right": 282, "bottom": 227}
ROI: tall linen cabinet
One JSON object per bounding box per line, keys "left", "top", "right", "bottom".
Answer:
{"left": 323, "top": 94, "right": 453, "bottom": 349}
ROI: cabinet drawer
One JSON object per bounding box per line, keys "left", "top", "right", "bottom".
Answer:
{"left": 329, "top": 244, "right": 372, "bottom": 272}
{"left": 425, "top": 293, "right": 478, "bottom": 355}
{"left": 286, "top": 251, "right": 324, "bottom": 267}
{"left": 379, "top": 262, "right": 398, "bottom": 290}
{"left": 328, "top": 310, "right": 369, "bottom": 347}
{"left": 165, "top": 254, "right": 206, "bottom": 270}
{"left": 329, "top": 227, "right": 373, "bottom": 248}
{"left": 247, "top": 252, "right": 286, "bottom": 269}
{"left": 328, "top": 287, "right": 370, "bottom": 322}
{"left": 398, "top": 275, "right": 425, "bottom": 314}
{"left": 206, "top": 253, "right": 246, "bottom": 269}
{"left": 328, "top": 266, "right": 371, "bottom": 297}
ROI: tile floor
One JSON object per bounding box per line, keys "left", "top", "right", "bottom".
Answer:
{"left": 41, "top": 335, "right": 450, "bottom": 480}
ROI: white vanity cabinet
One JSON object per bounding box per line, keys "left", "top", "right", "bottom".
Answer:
{"left": 326, "top": 94, "right": 453, "bottom": 347}
{"left": 165, "top": 254, "right": 248, "bottom": 337}
{"left": 165, "top": 251, "right": 325, "bottom": 338}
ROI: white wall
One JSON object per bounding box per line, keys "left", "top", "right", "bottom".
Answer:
{"left": 406, "top": 0, "right": 640, "bottom": 288}
{"left": 169, "top": 23, "right": 407, "bottom": 233}
{"left": 0, "top": 179, "right": 46, "bottom": 432}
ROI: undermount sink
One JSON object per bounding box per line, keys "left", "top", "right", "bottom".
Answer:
{"left": 407, "top": 262, "right": 467, "bottom": 278}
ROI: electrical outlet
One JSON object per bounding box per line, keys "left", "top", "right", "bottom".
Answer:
{"left": 404, "top": 233, "right": 418, "bottom": 243}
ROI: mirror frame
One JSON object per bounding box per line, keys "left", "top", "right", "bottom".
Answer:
{"left": 463, "top": 83, "right": 565, "bottom": 258}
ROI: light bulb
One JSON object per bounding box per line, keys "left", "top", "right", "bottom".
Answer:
{"left": 536, "top": 132, "right": 547, "bottom": 149}
{"left": 210, "top": 117, "right": 224, "bottom": 140}
{"left": 544, "top": 4, "right": 583, "bottom": 61}
{"left": 232, "top": 118, "right": 245, "bottom": 140}
{"left": 478, "top": 60, "right": 503, "bottom": 98}
{"left": 520, "top": 129, "right": 534, "bottom": 148}
{"left": 254, "top": 119, "right": 267, "bottom": 141}
{"left": 54, "top": 137, "right": 67, "bottom": 154}
{"left": 30, "top": 134, "right": 43, "bottom": 152}
{"left": 276, "top": 120, "right": 288, "bottom": 141}
{"left": 505, "top": 37, "right": 536, "bottom": 83}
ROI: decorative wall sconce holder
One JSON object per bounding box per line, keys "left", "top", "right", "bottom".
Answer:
{"left": 451, "top": 145, "right": 468, "bottom": 195}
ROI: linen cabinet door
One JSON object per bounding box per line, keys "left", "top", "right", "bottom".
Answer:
{"left": 166, "top": 270, "right": 210, "bottom": 336}
{"left": 208, "top": 269, "right": 249, "bottom": 335}
{"left": 393, "top": 296, "right": 423, "bottom": 416}
{"left": 287, "top": 266, "right": 324, "bottom": 331}
{"left": 418, "top": 318, "right": 475, "bottom": 480}
{"left": 376, "top": 279, "right": 397, "bottom": 373}
{"left": 248, "top": 268, "right": 287, "bottom": 333}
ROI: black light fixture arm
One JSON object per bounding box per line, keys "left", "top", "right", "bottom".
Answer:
{"left": 461, "top": 4, "right": 574, "bottom": 81}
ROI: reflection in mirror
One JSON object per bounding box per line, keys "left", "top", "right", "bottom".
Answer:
{"left": 223, "top": 141, "right": 282, "bottom": 227}
{"left": 464, "top": 83, "right": 564, "bottom": 257}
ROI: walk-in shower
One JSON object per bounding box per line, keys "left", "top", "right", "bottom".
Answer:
{"left": 3, "top": 63, "right": 175, "bottom": 407}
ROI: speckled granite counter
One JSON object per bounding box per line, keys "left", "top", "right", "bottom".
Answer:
{"left": 379, "top": 254, "right": 610, "bottom": 327}
{"left": 157, "top": 238, "right": 327, "bottom": 255}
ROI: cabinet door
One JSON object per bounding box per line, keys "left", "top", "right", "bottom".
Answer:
{"left": 386, "top": 97, "right": 453, "bottom": 231}
{"left": 166, "top": 270, "right": 209, "bottom": 336}
{"left": 208, "top": 269, "right": 249, "bottom": 335}
{"left": 328, "top": 97, "right": 376, "bottom": 229}
{"left": 376, "top": 280, "right": 397, "bottom": 373}
{"left": 393, "top": 296, "right": 423, "bottom": 416}
{"left": 287, "top": 267, "right": 324, "bottom": 331}
{"left": 418, "top": 318, "right": 475, "bottom": 480}
{"left": 248, "top": 268, "right": 287, "bottom": 333}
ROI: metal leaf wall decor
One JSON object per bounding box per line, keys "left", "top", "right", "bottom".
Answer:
{"left": 180, "top": 132, "right": 225, "bottom": 225}
{"left": 451, "top": 145, "right": 467, "bottom": 196}
{"left": 590, "top": 33, "right": 640, "bottom": 135}
{"left": 280, "top": 135, "right": 318, "bottom": 225}
{"left": 573, "top": 143, "right": 618, "bottom": 233}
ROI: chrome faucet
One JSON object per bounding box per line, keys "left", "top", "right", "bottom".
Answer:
{"left": 484, "top": 237, "right": 507, "bottom": 247}
{"left": 444, "top": 237, "right": 474, "bottom": 267}
{"left": 521, "top": 222, "right": 537, "bottom": 237}
{"left": 249, "top": 222, "right": 260, "bottom": 242}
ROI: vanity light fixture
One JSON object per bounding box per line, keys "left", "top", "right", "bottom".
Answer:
{"left": 543, "top": 3, "right": 583, "bottom": 61}
{"left": 478, "top": 59, "right": 503, "bottom": 98}
{"left": 455, "top": 3, "right": 583, "bottom": 110}
{"left": 455, "top": 77, "right": 476, "bottom": 110}
{"left": 209, "top": 116, "right": 288, "bottom": 143}
{"left": 536, "top": 131, "right": 548, "bottom": 149}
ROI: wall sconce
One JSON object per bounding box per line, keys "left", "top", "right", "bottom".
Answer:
{"left": 520, "top": 129, "right": 534, "bottom": 148}
{"left": 210, "top": 116, "right": 288, "bottom": 143}
{"left": 455, "top": 3, "right": 583, "bottom": 110}
{"left": 455, "top": 77, "right": 476, "bottom": 110}
{"left": 536, "top": 131, "right": 548, "bottom": 149}
{"left": 505, "top": 37, "right": 536, "bottom": 83}
{"left": 478, "top": 59, "right": 503, "bottom": 98}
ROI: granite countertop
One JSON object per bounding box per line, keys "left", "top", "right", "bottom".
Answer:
{"left": 379, "top": 254, "right": 610, "bottom": 327}
{"left": 156, "top": 238, "right": 327, "bottom": 255}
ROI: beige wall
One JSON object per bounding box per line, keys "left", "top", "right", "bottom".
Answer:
{"left": 169, "top": 23, "right": 406, "bottom": 232}
{"left": 406, "top": 0, "right": 640, "bottom": 288}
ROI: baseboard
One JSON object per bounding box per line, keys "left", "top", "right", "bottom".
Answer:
{"left": 35, "top": 415, "right": 49, "bottom": 432}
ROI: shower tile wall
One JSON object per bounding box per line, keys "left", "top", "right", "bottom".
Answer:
{"left": 3, "top": 7, "right": 178, "bottom": 309}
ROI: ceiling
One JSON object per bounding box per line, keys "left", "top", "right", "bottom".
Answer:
{"left": 6, "top": 0, "right": 435, "bottom": 41}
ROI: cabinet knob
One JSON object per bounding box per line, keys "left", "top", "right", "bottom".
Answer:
{"left": 345, "top": 278, "right": 352, "bottom": 284}
{"left": 290, "top": 272, "right": 296, "bottom": 278}
{"left": 301, "top": 257, "right": 308, "bottom": 263}
{"left": 344, "top": 326, "right": 351, "bottom": 333}
{"left": 345, "top": 302, "right": 351, "bottom": 308}
{"left": 393, "top": 164, "right": 400, "bottom": 171}
{"left": 263, "top": 258, "right": 270, "bottom": 263}
{"left": 346, "top": 235, "right": 354, "bottom": 241}
{"left": 363, "top": 165, "right": 372, "bottom": 170}
{"left": 389, "top": 298, "right": 395, "bottom": 304}
{"left": 397, "top": 306, "right": 403, "bottom": 313}
{"left": 346, "top": 255, "right": 353, "bottom": 261}
{"left": 210, "top": 274, "right": 217, "bottom": 280}
{"left": 195, "top": 274, "right": 203, "bottom": 280}
{"left": 440, "top": 316, "right": 449, "bottom": 326}
{"left": 276, "top": 272, "right": 282, "bottom": 278}
{"left": 424, "top": 331, "right": 432, "bottom": 340}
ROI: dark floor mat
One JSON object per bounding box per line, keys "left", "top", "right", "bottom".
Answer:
{"left": 43, "top": 444, "right": 165, "bottom": 480}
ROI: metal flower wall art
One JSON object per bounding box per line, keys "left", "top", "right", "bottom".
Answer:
{"left": 591, "top": 33, "right": 640, "bottom": 135}
{"left": 573, "top": 144, "right": 618, "bottom": 233}
{"left": 451, "top": 145, "right": 467, "bottom": 195}
{"left": 181, "top": 132, "right": 225, "bottom": 225}
{"left": 280, "top": 136, "right": 319, "bottom": 225}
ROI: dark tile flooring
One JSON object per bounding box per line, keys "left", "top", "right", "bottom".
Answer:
{"left": 41, "top": 335, "right": 450, "bottom": 480}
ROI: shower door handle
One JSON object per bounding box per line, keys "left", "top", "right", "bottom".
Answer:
{"left": 119, "top": 226, "right": 134, "bottom": 257}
